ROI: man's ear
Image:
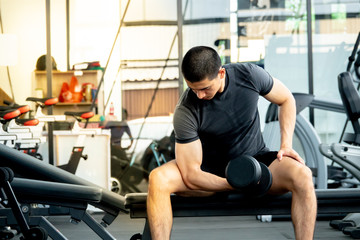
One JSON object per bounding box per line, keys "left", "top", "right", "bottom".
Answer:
{"left": 219, "top": 68, "right": 225, "bottom": 78}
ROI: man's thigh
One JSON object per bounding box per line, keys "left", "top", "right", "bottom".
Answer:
{"left": 151, "top": 160, "right": 214, "bottom": 196}
{"left": 267, "top": 156, "right": 306, "bottom": 195}
{"left": 152, "top": 160, "right": 216, "bottom": 197}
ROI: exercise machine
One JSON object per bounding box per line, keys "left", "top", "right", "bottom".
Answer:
{"left": 262, "top": 92, "right": 346, "bottom": 189}
{"left": 324, "top": 71, "right": 360, "bottom": 238}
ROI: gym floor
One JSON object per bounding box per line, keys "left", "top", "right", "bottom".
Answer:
{"left": 14, "top": 212, "right": 352, "bottom": 239}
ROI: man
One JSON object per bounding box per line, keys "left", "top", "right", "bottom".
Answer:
{"left": 147, "top": 46, "right": 317, "bottom": 240}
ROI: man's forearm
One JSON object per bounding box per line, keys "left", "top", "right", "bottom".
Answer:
{"left": 278, "top": 96, "right": 296, "bottom": 149}
{"left": 176, "top": 161, "right": 233, "bottom": 192}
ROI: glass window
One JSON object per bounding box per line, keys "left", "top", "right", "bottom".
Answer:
{"left": 312, "top": 0, "right": 360, "bottom": 144}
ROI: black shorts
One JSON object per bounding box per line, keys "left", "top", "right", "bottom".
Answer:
{"left": 253, "top": 151, "right": 278, "bottom": 167}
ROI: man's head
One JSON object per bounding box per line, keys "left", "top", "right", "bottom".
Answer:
{"left": 181, "top": 46, "right": 221, "bottom": 83}
{"left": 181, "top": 46, "right": 225, "bottom": 100}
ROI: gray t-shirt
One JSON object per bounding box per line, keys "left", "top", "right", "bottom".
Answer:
{"left": 173, "top": 63, "right": 274, "bottom": 177}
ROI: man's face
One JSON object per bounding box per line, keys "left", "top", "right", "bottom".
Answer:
{"left": 185, "top": 68, "right": 225, "bottom": 100}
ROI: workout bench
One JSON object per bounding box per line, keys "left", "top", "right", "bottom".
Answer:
{"left": 0, "top": 143, "right": 127, "bottom": 239}
{"left": 125, "top": 189, "right": 360, "bottom": 239}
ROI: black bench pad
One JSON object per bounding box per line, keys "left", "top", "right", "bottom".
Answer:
{"left": 11, "top": 178, "right": 102, "bottom": 208}
{"left": 125, "top": 188, "right": 360, "bottom": 218}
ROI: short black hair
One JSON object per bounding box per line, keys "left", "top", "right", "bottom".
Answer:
{"left": 181, "top": 46, "right": 221, "bottom": 83}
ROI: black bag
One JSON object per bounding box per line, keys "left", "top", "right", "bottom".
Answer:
{"left": 36, "top": 55, "right": 57, "bottom": 71}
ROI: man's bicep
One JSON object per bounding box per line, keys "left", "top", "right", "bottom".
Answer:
{"left": 175, "top": 139, "right": 203, "bottom": 175}
{"left": 173, "top": 106, "right": 199, "bottom": 143}
{"left": 264, "top": 77, "right": 293, "bottom": 105}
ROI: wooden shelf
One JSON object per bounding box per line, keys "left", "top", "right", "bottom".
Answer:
{"left": 56, "top": 102, "right": 92, "bottom": 106}
{"left": 34, "top": 70, "right": 100, "bottom": 75}
{"left": 32, "top": 70, "right": 103, "bottom": 115}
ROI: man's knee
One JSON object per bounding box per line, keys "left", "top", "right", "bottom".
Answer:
{"left": 148, "top": 161, "right": 184, "bottom": 194}
{"left": 148, "top": 165, "right": 170, "bottom": 192}
{"left": 289, "top": 161, "right": 314, "bottom": 193}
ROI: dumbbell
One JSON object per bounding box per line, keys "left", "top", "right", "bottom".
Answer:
{"left": 225, "top": 155, "right": 272, "bottom": 197}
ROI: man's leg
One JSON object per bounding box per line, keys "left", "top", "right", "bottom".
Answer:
{"left": 268, "top": 157, "right": 317, "bottom": 240}
{"left": 147, "top": 160, "right": 193, "bottom": 240}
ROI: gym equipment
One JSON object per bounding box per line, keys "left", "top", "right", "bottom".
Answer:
{"left": 26, "top": 97, "right": 66, "bottom": 122}
{"left": 226, "top": 155, "right": 272, "bottom": 197}
{"left": 262, "top": 92, "right": 336, "bottom": 189}
{"left": 0, "top": 107, "right": 39, "bottom": 148}
{"left": 330, "top": 213, "right": 360, "bottom": 230}
{"left": 140, "top": 131, "right": 175, "bottom": 180}
{"left": 320, "top": 73, "right": 360, "bottom": 183}
{"left": 0, "top": 104, "right": 43, "bottom": 159}
{"left": 323, "top": 72, "right": 360, "bottom": 238}
{"left": 106, "top": 120, "right": 152, "bottom": 194}
{"left": 338, "top": 72, "right": 360, "bottom": 145}
{"left": 110, "top": 149, "right": 146, "bottom": 194}
{"left": 0, "top": 167, "right": 48, "bottom": 240}
{"left": 1, "top": 176, "right": 107, "bottom": 239}
{"left": 1, "top": 101, "right": 30, "bottom": 115}
{"left": 0, "top": 143, "right": 127, "bottom": 226}
{"left": 56, "top": 111, "right": 95, "bottom": 174}
{"left": 124, "top": 188, "right": 360, "bottom": 240}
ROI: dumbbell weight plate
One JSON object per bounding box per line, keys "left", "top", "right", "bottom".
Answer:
{"left": 226, "top": 155, "right": 262, "bottom": 189}
{"left": 247, "top": 162, "right": 273, "bottom": 197}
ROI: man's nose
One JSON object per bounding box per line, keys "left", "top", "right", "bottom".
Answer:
{"left": 196, "top": 91, "right": 206, "bottom": 99}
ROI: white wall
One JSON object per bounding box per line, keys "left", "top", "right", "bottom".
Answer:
{"left": 0, "top": 0, "right": 120, "bottom": 113}
{"left": 0, "top": 0, "right": 66, "bottom": 104}
{"left": 0, "top": 0, "right": 229, "bottom": 112}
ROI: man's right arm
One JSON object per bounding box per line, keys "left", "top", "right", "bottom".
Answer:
{"left": 175, "top": 139, "right": 233, "bottom": 192}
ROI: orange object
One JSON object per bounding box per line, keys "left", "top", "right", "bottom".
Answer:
{"left": 81, "top": 112, "right": 95, "bottom": 119}
{"left": 44, "top": 97, "right": 59, "bottom": 106}
{"left": 3, "top": 109, "right": 21, "bottom": 120}
{"left": 59, "top": 82, "right": 72, "bottom": 102}
{"left": 23, "top": 119, "right": 40, "bottom": 126}
{"left": 69, "top": 76, "right": 83, "bottom": 103}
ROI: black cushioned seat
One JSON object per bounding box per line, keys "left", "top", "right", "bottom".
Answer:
{"left": 125, "top": 188, "right": 360, "bottom": 218}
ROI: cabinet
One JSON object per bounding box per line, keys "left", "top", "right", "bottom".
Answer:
{"left": 53, "top": 129, "right": 111, "bottom": 190}
{"left": 32, "top": 70, "right": 104, "bottom": 115}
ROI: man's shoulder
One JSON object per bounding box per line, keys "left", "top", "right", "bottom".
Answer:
{"left": 177, "top": 88, "right": 198, "bottom": 109}
{"left": 224, "top": 62, "right": 256, "bottom": 73}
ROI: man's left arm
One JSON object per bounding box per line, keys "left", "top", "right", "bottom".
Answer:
{"left": 263, "top": 77, "right": 304, "bottom": 164}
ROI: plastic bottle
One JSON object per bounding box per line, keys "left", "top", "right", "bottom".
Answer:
{"left": 110, "top": 102, "right": 115, "bottom": 116}
{"left": 106, "top": 102, "right": 117, "bottom": 121}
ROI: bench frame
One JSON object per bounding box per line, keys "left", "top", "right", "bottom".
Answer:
{"left": 125, "top": 188, "right": 360, "bottom": 239}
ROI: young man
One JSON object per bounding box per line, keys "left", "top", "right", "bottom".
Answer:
{"left": 147, "top": 46, "right": 317, "bottom": 240}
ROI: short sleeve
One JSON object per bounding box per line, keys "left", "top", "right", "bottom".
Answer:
{"left": 173, "top": 105, "right": 199, "bottom": 144}
{"left": 249, "top": 64, "right": 274, "bottom": 96}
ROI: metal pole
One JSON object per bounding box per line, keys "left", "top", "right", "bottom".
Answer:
{"left": 66, "top": 0, "right": 70, "bottom": 71}
{"left": 177, "top": 0, "right": 184, "bottom": 97}
{"left": 46, "top": 0, "right": 54, "bottom": 165}
{"left": 306, "top": 0, "right": 314, "bottom": 126}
